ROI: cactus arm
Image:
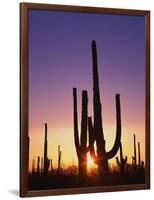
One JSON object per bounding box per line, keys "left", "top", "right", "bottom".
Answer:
{"left": 88, "top": 117, "right": 98, "bottom": 164}
{"left": 73, "top": 88, "right": 89, "bottom": 182}
{"left": 116, "top": 142, "right": 127, "bottom": 171}
{"left": 73, "top": 88, "right": 81, "bottom": 157}
{"left": 107, "top": 94, "right": 121, "bottom": 159}
{"left": 116, "top": 157, "right": 121, "bottom": 166}
{"left": 124, "top": 156, "right": 127, "bottom": 164}
{"left": 122, "top": 157, "right": 127, "bottom": 165}
{"left": 85, "top": 143, "right": 95, "bottom": 153}
{"left": 80, "top": 90, "right": 88, "bottom": 150}
{"left": 85, "top": 117, "right": 95, "bottom": 153}
{"left": 119, "top": 142, "right": 123, "bottom": 160}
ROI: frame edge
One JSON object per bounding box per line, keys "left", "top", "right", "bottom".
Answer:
{"left": 19, "top": 2, "right": 151, "bottom": 197}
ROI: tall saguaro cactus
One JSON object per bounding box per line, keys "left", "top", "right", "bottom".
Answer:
{"left": 73, "top": 88, "right": 89, "bottom": 183}
{"left": 116, "top": 142, "right": 127, "bottom": 174}
{"left": 43, "top": 123, "right": 50, "bottom": 175}
{"left": 88, "top": 40, "right": 121, "bottom": 178}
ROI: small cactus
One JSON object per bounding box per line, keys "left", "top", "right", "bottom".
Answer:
{"left": 37, "top": 156, "right": 40, "bottom": 174}
{"left": 32, "top": 158, "right": 35, "bottom": 174}
{"left": 43, "top": 123, "right": 50, "bottom": 175}
{"left": 41, "top": 157, "right": 43, "bottom": 174}
{"left": 138, "top": 142, "right": 141, "bottom": 170}
{"left": 132, "top": 134, "right": 137, "bottom": 171}
{"left": 50, "top": 159, "right": 53, "bottom": 174}
{"left": 116, "top": 142, "right": 127, "bottom": 174}
{"left": 57, "top": 145, "right": 62, "bottom": 176}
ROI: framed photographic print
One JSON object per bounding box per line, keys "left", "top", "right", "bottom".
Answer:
{"left": 20, "top": 2, "right": 150, "bottom": 197}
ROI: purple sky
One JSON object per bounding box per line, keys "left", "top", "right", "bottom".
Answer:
{"left": 28, "top": 9, "right": 145, "bottom": 167}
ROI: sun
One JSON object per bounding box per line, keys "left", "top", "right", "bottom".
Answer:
{"left": 87, "top": 153, "right": 96, "bottom": 169}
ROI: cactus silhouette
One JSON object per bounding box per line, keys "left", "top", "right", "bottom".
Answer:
{"left": 73, "top": 88, "right": 92, "bottom": 183}
{"left": 116, "top": 142, "right": 127, "bottom": 174}
{"left": 43, "top": 123, "right": 50, "bottom": 175}
{"left": 138, "top": 142, "right": 141, "bottom": 166}
{"left": 141, "top": 161, "right": 144, "bottom": 171}
{"left": 138, "top": 142, "right": 141, "bottom": 173}
{"left": 57, "top": 145, "right": 62, "bottom": 176}
{"left": 41, "top": 157, "right": 43, "bottom": 174}
{"left": 132, "top": 134, "right": 137, "bottom": 171}
{"left": 88, "top": 40, "right": 121, "bottom": 178}
{"left": 50, "top": 159, "right": 53, "bottom": 174}
{"left": 37, "top": 156, "right": 40, "bottom": 174}
{"left": 32, "top": 158, "right": 35, "bottom": 174}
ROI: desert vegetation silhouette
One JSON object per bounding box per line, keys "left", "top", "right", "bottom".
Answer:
{"left": 28, "top": 41, "right": 145, "bottom": 190}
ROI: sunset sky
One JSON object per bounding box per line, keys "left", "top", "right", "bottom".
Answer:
{"left": 28, "top": 9, "right": 145, "bottom": 170}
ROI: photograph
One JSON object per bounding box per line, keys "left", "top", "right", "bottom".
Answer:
{"left": 20, "top": 3, "right": 150, "bottom": 197}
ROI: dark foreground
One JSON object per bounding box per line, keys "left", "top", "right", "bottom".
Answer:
{"left": 29, "top": 169, "right": 145, "bottom": 190}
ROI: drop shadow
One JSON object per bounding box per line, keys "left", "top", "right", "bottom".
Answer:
{"left": 8, "top": 189, "right": 19, "bottom": 196}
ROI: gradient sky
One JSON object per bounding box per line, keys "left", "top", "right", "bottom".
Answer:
{"left": 28, "top": 9, "right": 145, "bottom": 170}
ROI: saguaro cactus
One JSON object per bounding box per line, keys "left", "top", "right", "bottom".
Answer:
{"left": 50, "top": 159, "right": 53, "bottom": 174}
{"left": 132, "top": 134, "right": 137, "bottom": 170}
{"left": 37, "top": 156, "right": 40, "bottom": 174}
{"left": 88, "top": 40, "right": 121, "bottom": 178}
{"left": 57, "top": 145, "right": 62, "bottom": 176}
{"left": 41, "top": 157, "right": 43, "bottom": 174}
{"left": 73, "top": 88, "right": 90, "bottom": 183}
{"left": 116, "top": 142, "right": 127, "bottom": 174}
{"left": 32, "top": 158, "right": 35, "bottom": 174}
{"left": 138, "top": 142, "right": 141, "bottom": 171}
{"left": 43, "top": 123, "right": 50, "bottom": 175}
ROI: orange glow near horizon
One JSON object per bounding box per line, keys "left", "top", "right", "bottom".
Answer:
{"left": 28, "top": 122, "right": 145, "bottom": 172}
{"left": 87, "top": 153, "right": 97, "bottom": 170}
